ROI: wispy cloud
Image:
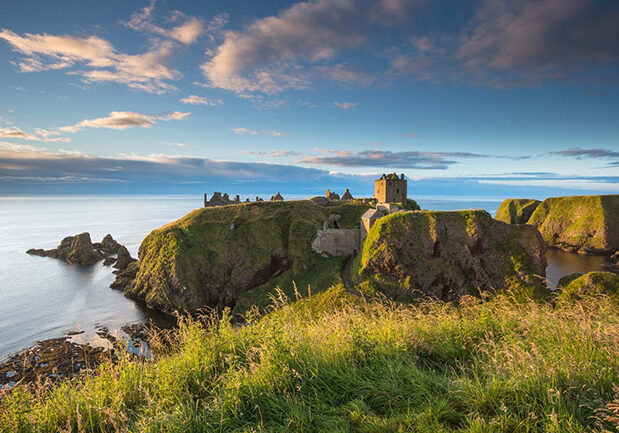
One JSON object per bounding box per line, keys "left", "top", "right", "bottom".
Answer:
{"left": 0, "top": 126, "right": 70, "bottom": 142}
{"left": 200, "top": 0, "right": 418, "bottom": 94}
{"left": 0, "top": 3, "right": 223, "bottom": 93}
{"left": 231, "top": 127, "right": 286, "bottom": 136}
{"left": 297, "top": 149, "right": 492, "bottom": 169}
{"left": 546, "top": 147, "right": 619, "bottom": 159}
{"left": 57, "top": 111, "right": 190, "bottom": 133}
{"left": 159, "top": 141, "right": 189, "bottom": 148}
{"left": 123, "top": 0, "right": 206, "bottom": 45}
{"left": 179, "top": 95, "right": 223, "bottom": 105}
{"left": 241, "top": 149, "right": 300, "bottom": 157}
{"left": 334, "top": 102, "right": 358, "bottom": 110}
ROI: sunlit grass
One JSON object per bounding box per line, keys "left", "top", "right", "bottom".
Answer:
{"left": 1, "top": 285, "right": 618, "bottom": 432}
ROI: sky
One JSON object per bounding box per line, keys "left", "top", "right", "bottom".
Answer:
{"left": 0, "top": 0, "right": 617, "bottom": 197}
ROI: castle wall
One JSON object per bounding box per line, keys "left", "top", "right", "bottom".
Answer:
{"left": 311, "top": 228, "right": 360, "bottom": 256}
{"left": 375, "top": 178, "right": 407, "bottom": 204}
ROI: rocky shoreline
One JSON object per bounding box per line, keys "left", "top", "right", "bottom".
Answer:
{"left": 0, "top": 323, "right": 157, "bottom": 392}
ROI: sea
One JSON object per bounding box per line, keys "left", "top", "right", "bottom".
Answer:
{"left": 0, "top": 195, "right": 613, "bottom": 360}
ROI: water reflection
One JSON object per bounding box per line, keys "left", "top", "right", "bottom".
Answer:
{"left": 545, "top": 248, "right": 612, "bottom": 289}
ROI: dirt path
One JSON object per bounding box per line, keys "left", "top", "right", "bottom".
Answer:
{"left": 342, "top": 255, "right": 360, "bottom": 296}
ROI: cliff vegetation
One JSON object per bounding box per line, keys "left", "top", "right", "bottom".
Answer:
{"left": 495, "top": 198, "right": 541, "bottom": 224}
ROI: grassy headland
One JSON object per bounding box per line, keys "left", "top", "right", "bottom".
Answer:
{"left": 1, "top": 286, "right": 618, "bottom": 432}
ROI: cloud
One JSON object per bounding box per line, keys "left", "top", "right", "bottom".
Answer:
{"left": 297, "top": 149, "right": 492, "bottom": 169}
{"left": 179, "top": 95, "right": 223, "bottom": 105}
{"left": 124, "top": 1, "right": 206, "bottom": 45}
{"left": 201, "top": 0, "right": 418, "bottom": 93}
{"left": 334, "top": 101, "right": 358, "bottom": 110}
{"left": 0, "top": 27, "right": 182, "bottom": 93}
{"left": 477, "top": 179, "right": 619, "bottom": 193}
{"left": 231, "top": 127, "right": 258, "bottom": 135}
{"left": 457, "top": 0, "right": 619, "bottom": 82}
{"left": 546, "top": 147, "right": 619, "bottom": 159}
{"left": 159, "top": 141, "right": 189, "bottom": 148}
{"left": 57, "top": 111, "right": 190, "bottom": 133}
{"left": 241, "top": 149, "right": 300, "bottom": 157}
{"left": 231, "top": 127, "right": 285, "bottom": 136}
{"left": 0, "top": 126, "right": 70, "bottom": 142}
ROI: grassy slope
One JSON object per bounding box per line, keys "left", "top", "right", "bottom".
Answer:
{"left": 494, "top": 198, "right": 541, "bottom": 224}
{"left": 355, "top": 210, "right": 547, "bottom": 301}
{"left": 126, "top": 200, "right": 368, "bottom": 313}
{"left": 558, "top": 271, "right": 619, "bottom": 305}
{"left": 2, "top": 287, "right": 618, "bottom": 432}
{"left": 528, "top": 195, "right": 619, "bottom": 253}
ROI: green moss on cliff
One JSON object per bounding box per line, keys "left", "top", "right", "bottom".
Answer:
{"left": 355, "top": 210, "right": 548, "bottom": 301}
{"left": 125, "top": 200, "right": 369, "bottom": 313}
{"left": 558, "top": 271, "right": 619, "bottom": 305}
{"left": 495, "top": 198, "right": 541, "bottom": 224}
{"left": 527, "top": 195, "right": 619, "bottom": 254}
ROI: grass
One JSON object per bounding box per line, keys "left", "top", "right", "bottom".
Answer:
{"left": 495, "top": 199, "right": 541, "bottom": 224}
{"left": 2, "top": 286, "right": 618, "bottom": 432}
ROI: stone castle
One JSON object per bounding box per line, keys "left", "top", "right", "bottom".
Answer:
{"left": 203, "top": 173, "right": 408, "bottom": 257}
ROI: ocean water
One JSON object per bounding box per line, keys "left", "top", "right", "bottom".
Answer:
{"left": 0, "top": 195, "right": 612, "bottom": 359}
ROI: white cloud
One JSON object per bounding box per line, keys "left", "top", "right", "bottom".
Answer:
{"left": 231, "top": 127, "right": 258, "bottom": 135}
{"left": 159, "top": 141, "right": 189, "bottom": 147}
{"left": 180, "top": 95, "right": 223, "bottom": 105}
{"left": 334, "top": 101, "right": 358, "bottom": 110}
{"left": 232, "top": 127, "right": 286, "bottom": 136}
{"left": 201, "top": 0, "right": 418, "bottom": 94}
{"left": 477, "top": 179, "right": 619, "bottom": 192}
{"left": 0, "top": 126, "right": 70, "bottom": 142}
{"left": 241, "top": 149, "right": 299, "bottom": 157}
{"left": 124, "top": 1, "right": 206, "bottom": 45}
{"left": 57, "top": 111, "right": 190, "bottom": 133}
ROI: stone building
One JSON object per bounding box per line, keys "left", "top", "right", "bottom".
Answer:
{"left": 341, "top": 188, "right": 354, "bottom": 200}
{"left": 271, "top": 192, "right": 284, "bottom": 201}
{"left": 375, "top": 173, "right": 407, "bottom": 205}
{"left": 360, "top": 208, "right": 383, "bottom": 240}
{"left": 325, "top": 189, "right": 340, "bottom": 200}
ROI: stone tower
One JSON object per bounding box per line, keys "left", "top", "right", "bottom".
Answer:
{"left": 374, "top": 173, "right": 407, "bottom": 204}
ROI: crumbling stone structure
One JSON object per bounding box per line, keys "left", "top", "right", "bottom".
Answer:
{"left": 271, "top": 192, "right": 284, "bottom": 201}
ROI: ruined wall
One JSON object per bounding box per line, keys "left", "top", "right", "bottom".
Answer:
{"left": 311, "top": 228, "right": 360, "bottom": 256}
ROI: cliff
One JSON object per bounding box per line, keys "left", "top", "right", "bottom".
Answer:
{"left": 527, "top": 195, "right": 619, "bottom": 254}
{"left": 117, "top": 200, "right": 369, "bottom": 313}
{"left": 355, "top": 210, "right": 547, "bottom": 301}
{"left": 495, "top": 198, "right": 541, "bottom": 224}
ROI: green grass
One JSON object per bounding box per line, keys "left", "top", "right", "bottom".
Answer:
{"left": 495, "top": 199, "right": 541, "bottom": 224}
{"left": 2, "top": 286, "right": 618, "bottom": 432}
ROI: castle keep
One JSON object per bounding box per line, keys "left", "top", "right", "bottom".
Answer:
{"left": 375, "top": 173, "right": 407, "bottom": 205}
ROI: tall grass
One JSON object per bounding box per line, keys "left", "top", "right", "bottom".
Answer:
{"left": 1, "top": 285, "right": 618, "bottom": 432}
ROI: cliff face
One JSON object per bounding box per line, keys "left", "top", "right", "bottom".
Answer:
{"left": 495, "top": 199, "right": 541, "bottom": 224}
{"left": 527, "top": 195, "right": 619, "bottom": 254}
{"left": 356, "top": 210, "right": 547, "bottom": 301}
{"left": 119, "top": 200, "right": 368, "bottom": 313}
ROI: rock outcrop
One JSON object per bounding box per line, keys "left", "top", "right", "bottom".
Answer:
{"left": 27, "top": 233, "right": 130, "bottom": 266}
{"left": 27, "top": 233, "right": 105, "bottom": 265}
{"left": 93, "top": 234, "right": 122, "bottom": 254}
{"left": 113, "top": 245, "right": 136, "bottom": 270}
{"left": 355, "top": 210, "right": 547, "bottom": 301}
{"left": 557, "top": 271, "right": 619, "bottom": 305}
{"left": 113, "top": 200, "right": 369, "bottom": 313}
{"left": 527, "top": 195, "right": 619, "bottom": 254}
{"left": 495, "top": 199, "right": 541, "bottom": 224}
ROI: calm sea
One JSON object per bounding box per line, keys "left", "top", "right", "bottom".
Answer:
{"left": 0, "top": 195, "right": 611, "bottom": 359}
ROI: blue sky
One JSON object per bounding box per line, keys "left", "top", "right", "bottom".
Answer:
{"left": 0, "top": 0, "right": 617, "bottom": 197}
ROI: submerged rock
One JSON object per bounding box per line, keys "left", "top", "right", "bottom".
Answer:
{"left": 355, "top": 210, "right": 548, "bottom": 301}
{"left": 495, "top": 198, "right": 542, "bottom": 224}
